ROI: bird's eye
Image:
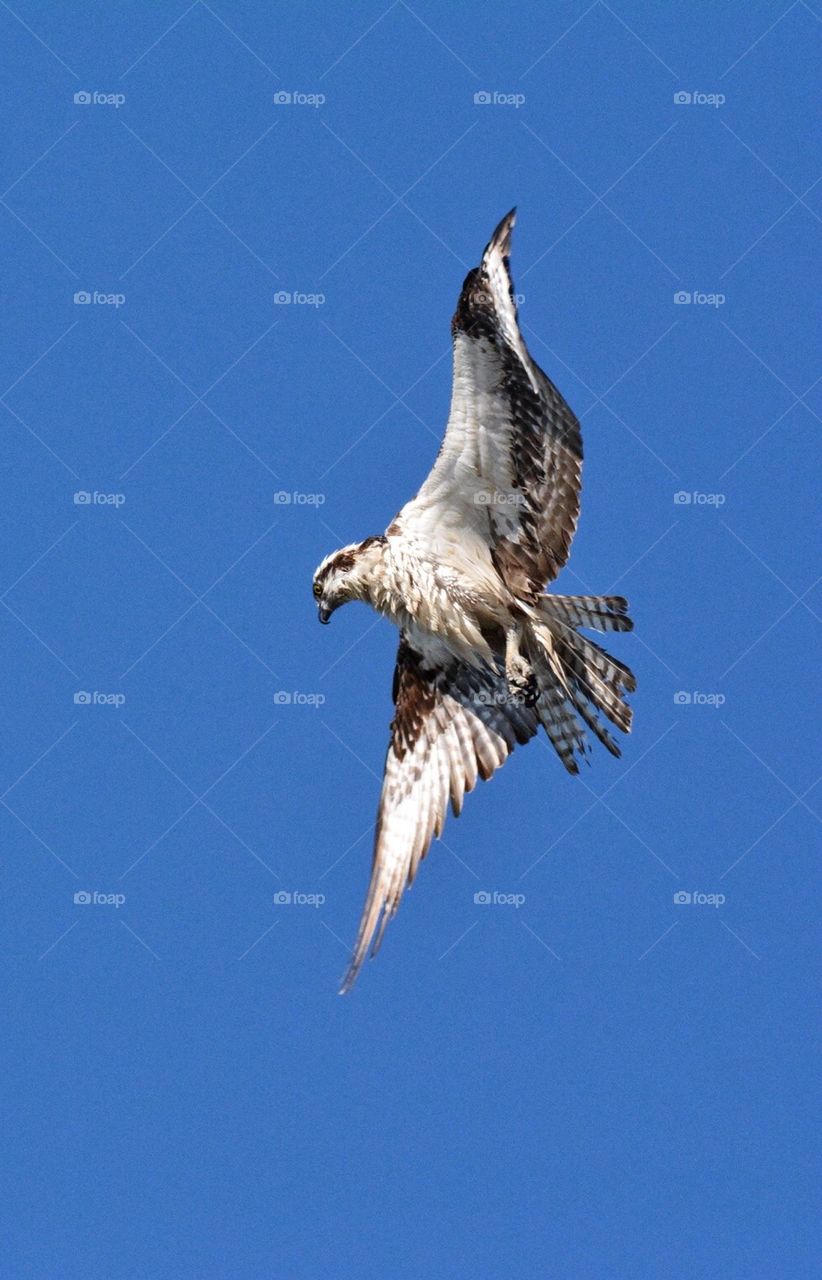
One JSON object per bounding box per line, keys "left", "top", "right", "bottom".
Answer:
{"left": 313, "top": 582, "right": 322, "bottom": 598}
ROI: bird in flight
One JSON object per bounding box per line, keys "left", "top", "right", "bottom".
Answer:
{"left": 314, "top": 209, "right": 635, "bottom": 993}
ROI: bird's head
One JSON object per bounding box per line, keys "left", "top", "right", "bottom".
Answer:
{"left": 312, "top": 536, "right": 386, "bottom": 624}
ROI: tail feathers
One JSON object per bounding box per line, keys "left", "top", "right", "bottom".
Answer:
{"left": 535, "top": 679, "right": 587, "bottom": 775}
{"left": 564, "top": 678, "right": 622, "bottom": 758}
{"left": 570, "top": 629, "right": 637, "bottom": 695}
{"left": 556, "top": 635, "right": 633, "bottom": 734}
{"left": 541, "top": 592, "right": 633, "bottom": 634}
{"left": 526, "top": 599, "right": 635, "bottom": 772}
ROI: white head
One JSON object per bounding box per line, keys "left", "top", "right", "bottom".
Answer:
{"left": 312, "top": 536, "right": 386, "bottom": 624}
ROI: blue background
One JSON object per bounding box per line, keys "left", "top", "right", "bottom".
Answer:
{"left": 1, "top": 3, "right": 819, "bottom": 1276}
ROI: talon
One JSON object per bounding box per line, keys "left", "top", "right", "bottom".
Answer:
{"left": 508, "top": 669, "right": 538, "bottom": 706}
{"left": 505, "top": 653, "right": 537, "bottom": 705}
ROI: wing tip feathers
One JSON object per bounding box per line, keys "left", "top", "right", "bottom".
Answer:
{"left": 485, "top": 207, "right": 517, "bottom": 262}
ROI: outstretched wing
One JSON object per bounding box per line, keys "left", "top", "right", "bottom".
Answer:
{"left": 400, "top": 208, "right": 583, "bottom": 600}
{"left": 339, "top": 635, "right": 537, "bottom": 993}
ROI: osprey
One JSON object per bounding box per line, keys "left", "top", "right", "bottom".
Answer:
{"left": 314, "top": 209, "right": 635, "bottom": 993}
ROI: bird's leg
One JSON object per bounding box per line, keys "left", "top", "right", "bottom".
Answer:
{"left": 505, "top": 622, "right": 537, "bottom": 704}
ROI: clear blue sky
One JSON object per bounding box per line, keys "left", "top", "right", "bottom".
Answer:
{"left": 1, "top": 3, "right": 819, "bottom": 1276}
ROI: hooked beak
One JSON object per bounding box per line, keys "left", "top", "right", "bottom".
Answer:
{"left": 318, "top": 604, "right": 332, "bottom": 625}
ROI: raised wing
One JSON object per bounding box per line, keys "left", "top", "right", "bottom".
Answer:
{"left": 339, "top": 635, "right": 537, "bottom": 993}
{"left": 401, "top": 209, "right": 583, "bottom": 600}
